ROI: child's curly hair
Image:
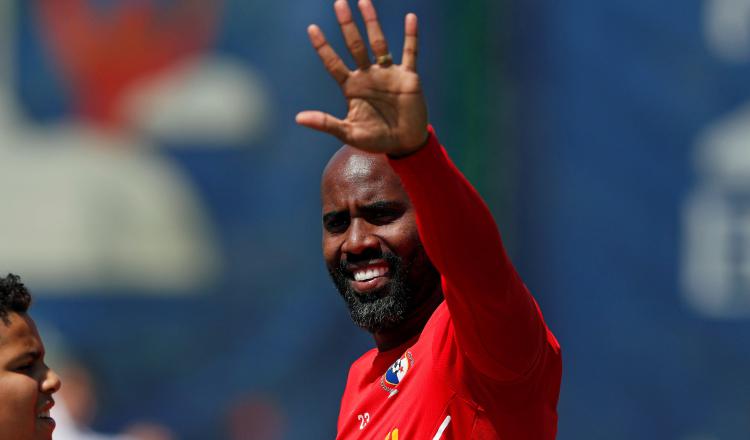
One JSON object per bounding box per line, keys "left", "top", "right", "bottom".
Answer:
{"left": 0, "top": 274, "right": 31, "bottom": 325}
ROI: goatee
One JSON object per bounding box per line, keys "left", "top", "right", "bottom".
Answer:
{"left": 328, "top": 251, "right": 415, "bottom": 333}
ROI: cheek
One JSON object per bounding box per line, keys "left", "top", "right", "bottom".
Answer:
{"left": 0, "top": 374, "right": 38, "bottom": 437}
{"left": 322, "top": 237, "right": 340, "bottom": 267}
{"left": 388, "top": 217, "right": 421, "bottom": 254}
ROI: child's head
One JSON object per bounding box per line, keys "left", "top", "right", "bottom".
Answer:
{"left": 0, "top": 274, "right": 61, "bottom": 440}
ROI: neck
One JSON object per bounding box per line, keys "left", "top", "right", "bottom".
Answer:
{"left": 373, "top": 288, "right": 443, "bottom": 352}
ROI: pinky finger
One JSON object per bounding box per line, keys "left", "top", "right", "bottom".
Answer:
{"left": 295, "top": 111, "right": 350, "bottom": 141}
{"left": 402, "top": 13, "right": 418, "bottom": 71}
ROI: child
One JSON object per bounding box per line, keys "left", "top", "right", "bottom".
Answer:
{"left": 0, "top": 274, "right": 61, "bottom": 440}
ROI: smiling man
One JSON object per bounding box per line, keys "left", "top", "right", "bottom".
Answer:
{"left": 297, "top": 1, "right": 562, "bottom": 438}
{"left": 322, "top": 149, "right": 442, "bottom": 345}
{"left": 0, "top": 274, "right": 62, "bottom": 440}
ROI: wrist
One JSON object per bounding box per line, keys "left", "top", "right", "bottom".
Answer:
{"left": 388, "top": 127, "right": 431, "bottom": 159}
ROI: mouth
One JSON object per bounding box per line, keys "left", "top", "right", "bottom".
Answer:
{"left": 347, "top": 261, "right": 391, "bottom": 293}
{"left": 37, "top": 401, "right": 56, "bottom": 431}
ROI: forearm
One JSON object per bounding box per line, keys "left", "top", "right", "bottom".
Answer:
{"left": 388, "top": 126, "right": 546, "bottom": 380}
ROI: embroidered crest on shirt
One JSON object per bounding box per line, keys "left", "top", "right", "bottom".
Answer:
{"left": 380, "top": 351, "right": 414, "bottom": 398}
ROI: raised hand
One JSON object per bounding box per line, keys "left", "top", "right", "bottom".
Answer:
{"left": 296, "top": 0, "right": 429, "bottom": 157}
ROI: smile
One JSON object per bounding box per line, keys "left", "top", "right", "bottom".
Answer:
{"left": 353, "top": 265, "right": 388, "bottom": 281}
{"left": 347, "top": 262, "right": 391, "bottom": 293}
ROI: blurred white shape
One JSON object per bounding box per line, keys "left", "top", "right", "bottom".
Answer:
{"left": 0, "top": 123, "right": 221, "bottom": 293}
{"left": 704, "top": 0, "right": 750, "bottom": 62}
{"left": 695, "top": 103, "right": 750, "bottom": 186}
{"left": 0, "top": 0, "right": 229, "bottom": 295}
{"left": 122, "top": 55, "right": 270, "bottom": 145}
{"left": 52, "top": 399, "right": 136, "bottom": 440}
{"left": 682, "top": 102, "right": 750, "bottom": 317}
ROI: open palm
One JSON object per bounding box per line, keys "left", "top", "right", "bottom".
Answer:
{"left": 296, "top": 0, "right": 429, "bottom": 156}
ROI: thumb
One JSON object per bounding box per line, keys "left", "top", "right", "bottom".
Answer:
{"left": 296, "top": 111, "right": 349, "bottom": 142}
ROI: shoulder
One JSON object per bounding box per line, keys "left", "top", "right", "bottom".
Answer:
{"left": 422, "top": 300, "right": 452, "bottom": 345}
{"left": 345, "top": 347, "right": 378, "bottom": 381}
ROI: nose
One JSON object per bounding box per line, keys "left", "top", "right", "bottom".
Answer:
{"left": 341, "top": 218, "right": 380, "bottom": 256}
{"left": 41, "top": 367, "right": 62, "bottom": 394}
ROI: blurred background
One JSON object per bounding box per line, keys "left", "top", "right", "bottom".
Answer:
{"left": 0, "top": 0, "right": 747, "bottom": 439}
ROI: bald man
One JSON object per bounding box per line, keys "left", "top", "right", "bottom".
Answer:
{"left": 297, "top": 1, "right": 562, "bottom": 439}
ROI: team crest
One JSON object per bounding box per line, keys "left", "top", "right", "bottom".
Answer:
{"left": 380, "top": 351, "right": 414, "bottom": 397}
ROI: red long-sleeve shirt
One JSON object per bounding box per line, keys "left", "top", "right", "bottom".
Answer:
{"left": 335, "top": 127, "right": 562, "bottom": 439}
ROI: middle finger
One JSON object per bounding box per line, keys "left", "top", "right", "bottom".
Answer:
{"left": 335, "top": 0, "right": 371, "bottom": 69}
{"left": 358, "top": 0, "right": 390, "bottom": 58}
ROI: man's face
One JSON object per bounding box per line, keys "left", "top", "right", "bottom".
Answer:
{"left": 0, "top": 312, "right": 61, "bottom": 440}
{"left": 321, "top": 149, "right": 440, "bottom": 333}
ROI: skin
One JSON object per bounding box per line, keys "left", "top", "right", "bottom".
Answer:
{"left": 0, "top": 312, "right": 61, "bottom": 440}
{"left": 321, "top": 148, "right": 442, "bottom": 351}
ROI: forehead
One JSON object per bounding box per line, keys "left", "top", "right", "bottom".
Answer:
{"left": 321, "top": 150, "right": 408, "bottom": 208}
{"left": 0, "top": 313, "right": 42, "bottom": 360}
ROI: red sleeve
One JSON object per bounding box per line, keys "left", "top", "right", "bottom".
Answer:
{"left": 388, "top": 126, "right": 549, "bottom": 382}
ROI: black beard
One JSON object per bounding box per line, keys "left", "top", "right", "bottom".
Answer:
{"left": 328, "top": 250, "right": 417, "bottom": 333}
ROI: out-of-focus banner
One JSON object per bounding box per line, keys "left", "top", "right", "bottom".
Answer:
{"left": 1, "top": 1, "right": 477, "bottom": 439}
{"left": 512, "top": 1, "right": 750, "bottom": 438}
{"left": 4, "top": 0, "right": 746, "bottom": 438}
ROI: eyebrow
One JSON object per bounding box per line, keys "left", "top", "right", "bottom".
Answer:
{"left": 359, "top": 201, "right": 405, "bottom": 214}
{"left": 322, "top": 210, "right": 346, "bottom": 224}
{"left": 322, "top": 201, "right": 405, "bottom": 222}
{"left": 18, "top": 349, "right": 41, "bottom": 360}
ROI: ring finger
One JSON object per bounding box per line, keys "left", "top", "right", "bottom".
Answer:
{"left": 358, "top": 0, "right": 391, "bottom": 64}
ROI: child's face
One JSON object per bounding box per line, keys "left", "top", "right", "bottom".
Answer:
{"left": 0, "top": 312, "right": 61, "bottom": 440}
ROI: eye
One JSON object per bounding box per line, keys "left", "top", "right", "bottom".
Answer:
{"left": 324, "top": 214, "right": 350, "bottom": 233}
{"left": 14, "top": 362, "right": 34, "bottom": 374}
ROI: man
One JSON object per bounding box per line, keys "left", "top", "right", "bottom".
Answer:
{"left": 296, "top": 1, "right": 562, "bottom": 438}
{"left": 0, "top": 274, "right": 62, "bottom": 440}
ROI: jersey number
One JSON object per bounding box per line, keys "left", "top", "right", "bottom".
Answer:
{"left": 357, "top": 412, "right": 370, "bottom": 430}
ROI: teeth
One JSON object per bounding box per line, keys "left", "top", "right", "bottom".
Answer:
{"left": 353, "top": 266, "right": 387, "bottom": 282}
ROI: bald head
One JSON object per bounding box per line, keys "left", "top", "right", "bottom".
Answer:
{"left": 321, "top": 146, "right": 404, "bottom": 197}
